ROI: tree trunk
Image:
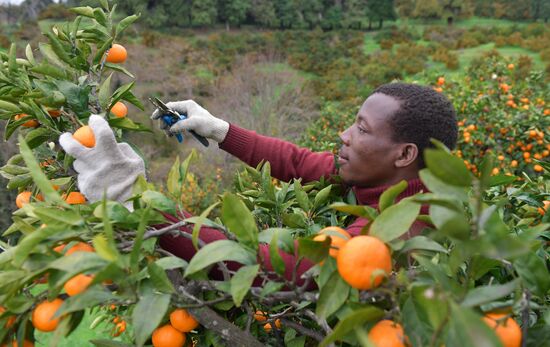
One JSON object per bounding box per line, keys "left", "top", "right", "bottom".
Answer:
{"left": 378, "top": 19, "right": 383, "bottom": 29}
{"left": 368, "top": 18, "right": 372, "bottom": 30}
{"left": 447, "top": 16, "right": 454, "bottom": 26}
{"left": 226, "top": 20, "right": 230, "bottom": 31}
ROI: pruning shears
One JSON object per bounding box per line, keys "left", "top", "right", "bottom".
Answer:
{"left": 149, "top": 97, "right": 209, "bottom": 147}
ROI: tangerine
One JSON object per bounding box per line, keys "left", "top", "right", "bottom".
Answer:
{"left": 15, "top": 114, "right": 39, "bottom": 128}
{"left": 337, "top": 235, "right": 391, "bottom": 290}
{"left": 112, "top": 320, "right": 126, "bottom": 337}
{"left": 368, "top": 320, "right": 409, "bottom": 347}
{"left": 64, "top": 274, "right": 94, "bottom": 296}
{"left": 110, "top": 101, "right": 128, "bottom": 118}
{"left": 47, "top": 109, "right": 62, "bottom": 118}
{"left": 31, "top": 298, "right": 64, "bottom": 332}
{"left": 15, "top": 191, "right": 33, "bottom": 209}
{"left": 263, "top": 319, "right": 281, "bottom": 332}
{"left": 483, "top": 313, "right": 521, "bottom": 347}
{"left": 152, "top": 324, "right": 186, "bottom": 347}
{"left": 105, "top": 44, "right": 127, "bottom": 64}
{"left": 63, "top": 192, "right": 86, "bottom": 205}
{"left": 73, "top": 125, "right": 95, "bottom": 148}
{"left": 313, "top": 226, "right": 351, "bottom": 259}
{"left": 0, "top": 306, "right": 16, "bottom": 328}
{"left": 65, "top": 242, "right": 94, "bottom": 256}
{"left": 253, "top": 310, "right": 267, "bottom": 322}
{"left": 170, "top": 308, "right": 199, "bottom": 332}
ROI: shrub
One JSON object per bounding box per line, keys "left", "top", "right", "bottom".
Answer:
{"left": 38, "top": 3, "right": 75, "bottom": 20}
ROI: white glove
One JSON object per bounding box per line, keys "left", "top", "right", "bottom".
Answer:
{"left": 59, "top": 115, "right": 146, "bottom": 209}
{"left": 151, "top": 100, "right": 230, "bottom": 143}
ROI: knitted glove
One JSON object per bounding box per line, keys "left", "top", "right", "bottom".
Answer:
{"left": 151, "top": 100, "right": 230, "bottom": 143}
{"left": 59, "top": 115, "right": 146, "bottom": 209}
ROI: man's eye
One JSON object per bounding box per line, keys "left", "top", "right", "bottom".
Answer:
{"left": 358, "top": 127, "right": 367, "bottom": 134}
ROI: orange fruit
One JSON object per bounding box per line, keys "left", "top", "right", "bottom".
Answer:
{"left": 63, "top": 192, "right": 86, "bottom": 205}
{"left": 105, "top": 44, "right": 127, "bottom": 64}
{"left": 47, "top": 109, "right": 62, "bottom": 118}
{"left": 437, "top": 77, "right": 445, "bottom": 86}
{"left": 4, "top": 340, "right": 34, "bottom": 347}
{"left": 112, "top": 320, "right": 126, "bottom": 337}
{"left": 0, "top": 306, "right": 16, "bottom": 328}
{"left": 31, "top": 298, "right": 64, "bottom": 332}
{"left": 483, "top": 313, "right": 521, "bottom": 347}
{"left": 313, "top": 226, "right": 351, "bottom": 259}
{"left": 110, "top": 101, "right": 128, "bottom": 118}
{"left": 53, "top": 244, "right": 66, "bottom": 253}
{"left": 337, "top": 235, "right": 392, "bottom": 290}
{"left": 64, "top": 274, "right": 94, "bottom": 296}
{"left": 508, "top": 63, "right": 515, "bottom": 69}
{"left": 15, "top": 114, "right": 39, "bottom": 128}
{"left": 368, "top": 320, "right": 408, "bottom": 347}
{"left": 523, "top": 152, "right": 530, "bottom": 159}
{"left": 16, "top": 191, "right": 33, "bottom": 209}
{"left": 65, "top": 242, "right": 94, "bottom": 256}
{"left": 254, "top": 310, "right": 267, "bottom": 322}
{"left": 170, "top": 308, "right": 199, "bottom": 332}
{"left": 263, "top": 319, "right": 281, "bottom": 332}
{"left": 491, "top": 168, "right": 499, "bottom": 175}
{"left": 511, "top": 160, "right": 518, "bottom": 168}
{"left": 538, "top": 200, "right": 550, "bottom": 216}
{"left": 152, "top": 324, "right": 186, "bottom": 347}
{"left": 534, "top": 165, "right": 543, "bottom": 172}
{"left": 73, "top": 125, "right": 95, "bottom": 148}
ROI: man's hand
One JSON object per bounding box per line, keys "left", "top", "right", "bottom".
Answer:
{"left": 59, "top": 115, "right": 146, "bottom": 209}
{"left": 151, "top": 100, "right": 229, "bottom": 143}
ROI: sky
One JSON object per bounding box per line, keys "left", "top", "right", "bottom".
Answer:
{"left": 0, "top": 0, "right": 60, "bottom": 4}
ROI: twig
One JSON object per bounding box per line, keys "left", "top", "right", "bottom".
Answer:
{"left": 143, "top": 221, "right": 190, "bottom": 240}
{"left": 520, "top": 289, "right": 530, "bottom": 347}
{"left": 280, "top": 318, "right": 324, "bottom": 342}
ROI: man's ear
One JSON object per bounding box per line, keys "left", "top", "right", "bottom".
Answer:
{"left": 395, "top": 143, "right": 418, "bottom": 168}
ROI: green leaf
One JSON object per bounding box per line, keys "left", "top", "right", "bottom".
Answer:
{"left": 24, "top": 128, "right": 53, "bottom": 149}
{"left": 230, "top": 264, "right": 259, "bottom": 307}
{"left": 57, "top": 287, "right": 116, "bottom": 315}
{"left": 258, "top": 228, "right": 294, "bottom": 253}
{"left": 514, "top": 253, "right": 550, "bottom": 297}
{"left": 147, "top": 262, "right": 174, "bottom": 293}
{"left": 401, "top": 236, "right": 448, "bottom": 254}
{"left": 92, "top": 234, "right": 118, "bottom": 262}
{"left": 298, "top": 237, "right": 330, "bottom": 263}
{"left": 316, "top": 271, "right": 350, "bottom": 319}
{"left": 0, "top": 100, "right": 20, "bottom": 112}
{"left": 30, "top": 63, "right": 69, "bottom": 79}
{"left": 108, "top": 117, "right": 151, "bottom": 132}
{"left": 98, "top": 73, "right": 112, "bottom": 109}
{"left": 93, "top": 8, "right": 108, "bottom": 27}
{"left": 184, "top": 240, "right": 256, "bottom": 277}
{"left": 319, "top": 306, "right": 384, "bottom": 347}
{"left": 370, "top": 200, "right": 421, "bottom": 242}
{"left": 461, "top": 280, "right": 518, "bottom": 308}
{"left": 141, "top": 190, "right": 176, "bottom": 214}
{"left": 294, "top": 180, "right": 311, "bottom": 211}
{"left": 379, "top": 180, "right": 407, "bottom": 212}
{"left": 130, "top": 205, "right": 151, "bottom": 274}
{"left": 49, "top": 252, "right": 109, "bottom": 273}
{"left": 191, "top": 202, "right": 220, "bottom": 250}
{"left": 424, "top": 148, "right": 472, "bottom": 187}
{"left": 94, "top": 37, "right": 114, "bottom": 65}
{"left": 103, "top": 62, "right": 135, "bottom": 78}
{"left": 25, "top": 43, "right": 35, "bottom": 65}
{"left": 221, "top": 193, "right": 259, "bottom": 250}
{"left": 445, "top": 304, "right": 502, "bottom": 347}
{"left": 411, "top": 285, "right": 449, "bottom": 331}
{"left": 330, "top": 202, "right": 378, "bottom": 220}
{"left": 91, "top": 340, "right": 133, "bottom": 347}
{"left": 166, "top": 156, "right": 181, "bottom": 197}
{"left": 313, "top": 185, "right": 332, "bottom": 210}
{"left": 132, "top": 292, "right": 171, "bottom": 347}
{"left": 269, "top": 232, "right": 286, "bottom": 275}
{"left": 154, "top": 257, "right": 187, "bottom": 270}
{"left": 116, "top": 14, "right": 140, "bottom": 37}
{"left": 18, "top": 136, "right": 65, "bottom": 205}
{"left": 39, "top": 43, "right": 67, "bottom": 68}
{"left": 8, "top": 43, "right": 16, "bottom": 72}
{"left": 45, "top": 32, "right": 72, "bottom": 66}
{"left": 430, "top": 205, "right": 470, "bottom": 240}
{"left": 54, "top": 80, "right": 90, "bottom": 116}
{"left": 13, "top": 225, "right": 60, "bottom": 266}
{"left": 70, "top": 6, "right": 95, "bottom": 18}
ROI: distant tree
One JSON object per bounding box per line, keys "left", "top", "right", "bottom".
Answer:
{"left": 217, "top": 0, "right": 251, "bottom": 30}
{"left": 324, "top": 2, "right": 343, "bottom": 30}
{"left": 366, "top": 0, "right": 396, "bottom": 29}
{"left": 541, "top": 0, "right": 550, "bottom": 22}
{"left": 395, "top": 0, "right": 415, "bottom": 18}
{"left": 412, "top": 0, "right": 443, "bottom": 20}
{"left": 20, "top": 0, "right": 53, "bottom": 20}
{"left": 342, "top": 0, "right": 367, "bottom": 29}
{"left": 192, "top": 0, "right": 218, "bottom": 26}
{"left": 441, "top": 0, "right": 474, "bottom": 25}
{"left": 294, "top": 0, "right": 324, "bottom": 29}
{"left": 274, "top": 0, "right": 298, "bottom": 29}
{"left": 249, "top": 0, "right": 277, "bottom": 27}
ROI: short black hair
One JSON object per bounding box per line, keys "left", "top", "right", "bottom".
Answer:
{"left": 373, "top": 83, "right": 458, "bottom": 168}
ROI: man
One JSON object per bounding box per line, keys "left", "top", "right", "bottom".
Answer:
{"left": 59, "top": 82, "right": 458, "bottom": 286}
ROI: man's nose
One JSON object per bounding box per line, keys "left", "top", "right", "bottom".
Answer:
{"left": 340, "top": 127, "right": 351, "bottom": 145}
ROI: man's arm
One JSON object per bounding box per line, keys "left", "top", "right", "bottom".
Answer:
{"left": 220, "top": 124, "right": 336, "bottom": 183}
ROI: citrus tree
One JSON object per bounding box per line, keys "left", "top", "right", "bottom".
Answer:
{"left": 1, "top": 3, "right": 550, "bottom": 347}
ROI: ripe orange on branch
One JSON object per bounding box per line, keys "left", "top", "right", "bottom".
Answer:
{"left": 368, "top": 320, "right": 409, "bottom": 347}
{"left": 62, "top": 191, "right": 87, "bottom": 205}
{"left": 337, "top": 235, "right": 392, "bottom": 290}
{"left": 152, "top": 324, "right": 186, "bottom": 347}
{"left": 73, "top": 125, "right": 95, "bottom": 148}
{"left": 313, "top": 226, "right": 351, "bottom": 259}
{"left": 105, "top": 44, "right": 127, "bottom": 63}
{"left": 64, "top": 274, "right": 94, "bottom": 296}
{"left": 64, "top": 242, "right": 94, "bottom": 255}
{"left": 110, "top": 101, "right": 128, "bottom": 118}
{"left": 0, "top": 306, "right": 16, "bottom": 328}
{"left": 15, "top": 113, "right": 39, "bottom": 128}
{"left": 482, "top": 313, "right": 521, "bottom": 347}
{"left": 31, "top": 298, "right": 64, "bottom": 332}
{"left": 170, "top": 308, "right": 199, "bottom": 332}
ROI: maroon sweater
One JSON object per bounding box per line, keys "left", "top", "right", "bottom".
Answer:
{"left": 159, "top": 124, "right": 428, "bottom": 287}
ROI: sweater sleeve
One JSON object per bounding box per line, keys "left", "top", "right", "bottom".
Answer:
{"left": 158, "top": 211, "right": 316, "bottom": 289}
{"left": 219, "top": 124, "right": 337, "bottom": 183}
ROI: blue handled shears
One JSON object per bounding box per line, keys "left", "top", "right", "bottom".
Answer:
{"left": 149, "top": 97, "right": 209, "bottom": 147}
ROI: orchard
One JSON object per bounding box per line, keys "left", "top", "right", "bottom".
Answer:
{"left": 1, "top": 2, "right": 549, "bottom": 347}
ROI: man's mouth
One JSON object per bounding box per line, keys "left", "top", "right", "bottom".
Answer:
{"left": 338, "top": 152, "right": 349, "bottom": 165}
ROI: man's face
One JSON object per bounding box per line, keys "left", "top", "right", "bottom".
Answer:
{"left": 338, "top": 93, "right": 403, "bottom": 187}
